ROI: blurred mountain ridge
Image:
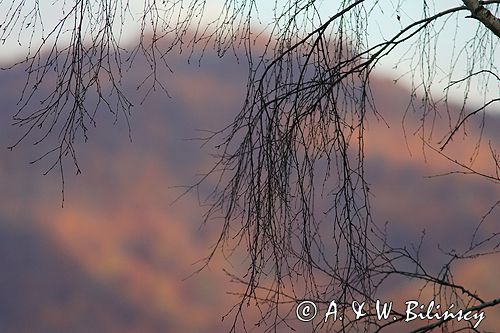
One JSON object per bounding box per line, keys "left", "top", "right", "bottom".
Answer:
{"left": 0, "top": 39, "right": 498, "bottom": 332}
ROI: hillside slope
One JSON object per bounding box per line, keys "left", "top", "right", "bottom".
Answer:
{"left": 0, "top": 43, "right": 498, "bottom": 332}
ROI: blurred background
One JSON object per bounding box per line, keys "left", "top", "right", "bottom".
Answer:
{"left": 1, "top": 39, "right": 499, "bottom": 332}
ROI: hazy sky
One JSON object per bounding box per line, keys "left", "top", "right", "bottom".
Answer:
{"left": 0, "top": 0, "right": 498, "bottom": 108}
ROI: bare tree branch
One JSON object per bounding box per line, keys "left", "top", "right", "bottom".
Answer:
{"left": 1, "top": 1, "right": 499, "bottom": 332}
{"left": 463, "top": 0, "right": 500, "bottom": 37}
